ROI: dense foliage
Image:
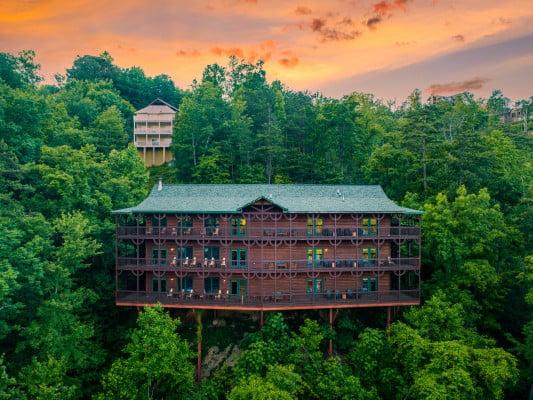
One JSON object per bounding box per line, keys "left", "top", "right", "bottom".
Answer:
{"left": 0, "top": 51, "right": 531, "bottom": 399}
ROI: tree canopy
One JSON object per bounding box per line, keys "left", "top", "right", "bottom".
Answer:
{"left": 0, "top": 50, "right": 530, "bottom": 399}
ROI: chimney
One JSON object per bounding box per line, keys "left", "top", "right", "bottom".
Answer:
{"left": 158, "top": 178, "right": 163, "bottom": 191}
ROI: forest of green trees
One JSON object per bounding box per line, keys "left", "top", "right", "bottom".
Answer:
{"left": 0, "top": 50, "right": 531, "bottom": 399}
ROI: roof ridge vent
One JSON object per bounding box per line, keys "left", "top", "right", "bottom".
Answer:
{"left": 158, "top": 178, "right": 163, "bottom": 191}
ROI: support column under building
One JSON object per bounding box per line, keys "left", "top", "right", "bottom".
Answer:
{"left": 195, "top": 309, "right": 204, "bottom": 382}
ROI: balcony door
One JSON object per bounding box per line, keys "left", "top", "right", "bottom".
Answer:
{"left": 306, "top": 216, "right": 323, "bottom": 236}
{"left": 361, "top": 247, "right": 377, "bottom": 267}
{"left": 306, "top": 248, "right": 324, "bottom": 267}
{"left": 230, "top": 217, "right": 247, "bottom": 236}
{"left": 361, "top": 217, "right": 377, "bottom": 236}
{"left": 177, "top": 247, "right": 193, "bottom": 260}
{"left": 152, "top": 277, "right": 167, "bottom": 292}
{"left": 152, "top": 248, "right": 167, "bottom": 265}
{"left": 362, "top": 277, "right": 377, "bottom": 292}
{"left": 203, "top": 246, "right": 220, "bottom": 260}
{"left": 306, "top": 278, "right": 323, "bottom": 294}
{"left": 230, "top": 279, "right": 247, "bottom": 296}
{"left": 230, "top": 248, "right": 247, "bottom": 269}
{"left": 204, "top": 277, "right": 220, "bottom": 294}
{"left": 151, "top": 216, "right": 167, "bottom": 235}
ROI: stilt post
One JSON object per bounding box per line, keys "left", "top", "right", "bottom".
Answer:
{"left": 260, "top": 310, "right": 264, "bottom": 327}
{"left": 195, "top": 309, "right": 204, "bottom": 382}
{"left": 328, "top": 308, "right": 334, "bottom": 357}
{"left": 386, "top": 306, "right": 392, "bottom": 329}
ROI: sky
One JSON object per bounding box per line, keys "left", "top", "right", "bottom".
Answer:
{"left": 1, "top": 0, "right": 532, "bottom": 102}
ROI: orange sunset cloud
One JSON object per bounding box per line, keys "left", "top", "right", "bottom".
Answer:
{"left": 0, "top": 0, "right": 532, "bottom": 100}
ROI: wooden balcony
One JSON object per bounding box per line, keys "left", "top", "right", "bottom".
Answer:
{"left": 134, "top": 138, "right": 172, "bottom": 148}
{"left": 116, "top": 257, "right": 420, "bottom": 272}
{"left": 115, "top": 289, "right": 420, "bottom": 310}
{"left": 116, "top": 226, "right": 420, "bottom": 241}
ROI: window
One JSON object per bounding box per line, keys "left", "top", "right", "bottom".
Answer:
{"left": 230, "top": 279, "right": 247, "bottom": 296}
{"left": 204, "top": 217, "right": 219, "bottom": 235}
{"left": 152, "top": 278, "right": 167, "bottom": 292}
{"left": 152, "top": 248, "right": 167, "bottom": 265}
{"left": 362, "top": 247, "right": 377, "bottom": 259}
{"left": 151, "top": 216, "right": 167, "bottom": 227}
{"left": 230, "top": 218, "right": 247, "bottom": 236}
{"left": 177, "top": 247, "right": 193, "bottom": 259}
{"left": 230, "top": 248, "right": 247, "bottom": 269}
{"left": 176, "top": 215, "right": 192, "bottom": 234}
{"left": 361, "top": 247, "right": 377, "bottom": 267}
{"left": 179, "top": 276, "right": 193, "bottom": 292}
{"left": 118, "top": 273, "right": 138, "bottom": 291}
{"left": 306, "top": 248, "right": 324, "bottom": 267}
{"left": 204, "top": 217, "right": 219, "bottom": 228}
{"left": 204, "top": 277, "right": 220, "bottom": 294}
{"left": 362, "top": 277, "right": 377, "bottom": 292}
{"left": 306, "top": 216, "right": 323, "bottom": 236}
{"left": 306, "top": 278, "right": 324, "bottom": 294}
{"left": 361, "top": 217, "right": 377, "bottom": 236}
{"left": 151, "top": 216, "right": 167, "bottom": 234}
{"left": 203, "top": 247, "right": 220, "bottom": 260}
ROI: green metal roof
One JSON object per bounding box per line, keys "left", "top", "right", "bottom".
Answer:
{"left": 113, "top": 184, "right": 422, "bottom": 215}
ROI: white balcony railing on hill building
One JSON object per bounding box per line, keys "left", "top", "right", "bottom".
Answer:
{"left": 134, "top": 138, "right": 172, "bottom": 148}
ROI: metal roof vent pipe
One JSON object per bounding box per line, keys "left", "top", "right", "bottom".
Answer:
{"left": 158, "top": 177, "right": 163, "bottom": 191}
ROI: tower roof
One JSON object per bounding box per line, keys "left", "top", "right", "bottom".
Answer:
{"left": 135, "top": 98, "right": 177, "bottom": 115}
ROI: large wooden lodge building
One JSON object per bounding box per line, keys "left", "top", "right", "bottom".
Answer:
{"left": 113, "top": 183, "right": 422, "bottom": 313}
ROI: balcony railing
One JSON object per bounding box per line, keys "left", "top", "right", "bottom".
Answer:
{"left": 117, "top": 226, "right": 420, "bottom": 239}
{"left": 116, "top": 257, "right": 420, "bottom": 271}
{"left": 116, "top": 289, "right": 420, "bottom": 309}
{"left": 134, "top": 128, "right": 173, "bottom": 134}
{"left": 134, "top": 139, "right": 172, "bottom": 148}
